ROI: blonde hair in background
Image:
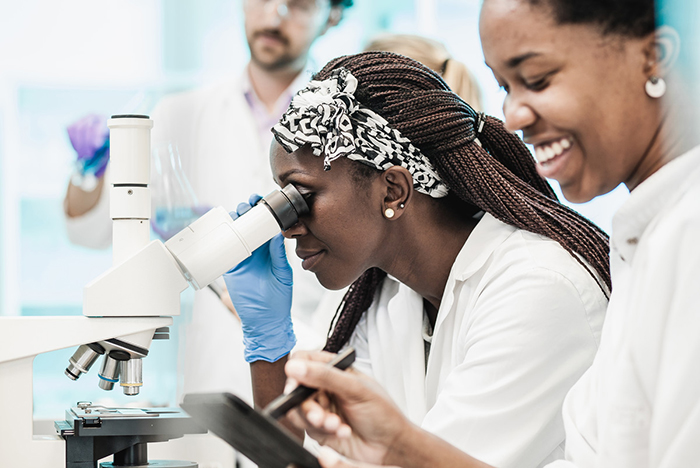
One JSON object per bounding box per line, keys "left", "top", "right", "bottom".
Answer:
{"left": 364, "top": 33, "right": 483, "bottom": 111}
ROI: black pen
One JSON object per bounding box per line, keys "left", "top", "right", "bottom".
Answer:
{"left": 262, "top": 347, "right": 356, "bottom": 420}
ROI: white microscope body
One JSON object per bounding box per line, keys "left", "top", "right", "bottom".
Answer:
{"left": 0, "top": 115, "right": 308, "bottom": 467}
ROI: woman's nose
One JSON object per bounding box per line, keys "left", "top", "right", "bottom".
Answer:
{"left": 282, "top": 221, "right": 307, "bottom": 238}
{"left": 503, "top": 94, "right": 537, "bottom": 133}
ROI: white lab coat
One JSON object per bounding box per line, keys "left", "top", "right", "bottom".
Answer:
{"left": 347, "top": 213, "right": 608, "bottom": 468}
{"left": 547, "top": 146, "right": 700, "bottom": 468}
{"left": 64, "top": 71, "right": 336, "bottom": 402}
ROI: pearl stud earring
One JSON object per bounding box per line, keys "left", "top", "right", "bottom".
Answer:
{"left": 645, "top": 76, "right": 666, "bottom": 98}
{"left": 384, "top": 208, "right": 395, "bottom": 219}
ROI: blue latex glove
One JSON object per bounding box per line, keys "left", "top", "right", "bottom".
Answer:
{"left": 67, "top": 114, "right": 110, "bottom": 178}
{"left": 223, "top": 194, "right": 296, "bottom": 363}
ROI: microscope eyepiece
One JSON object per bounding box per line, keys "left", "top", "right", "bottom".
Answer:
{"left": 110, "top": 114, "right": 149, "bottom": 120}
{"left": 165, "top": 184, "right": 311, "bottom": 291}
{"left": 261, "top": 184, "right": 309, "bottom": 231}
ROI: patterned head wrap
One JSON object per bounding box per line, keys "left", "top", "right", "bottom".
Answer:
{"left": 272, "top": 68, "right": 449, "bottom": 198}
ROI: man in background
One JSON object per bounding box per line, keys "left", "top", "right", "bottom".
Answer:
{"left": 63, "top": 0, "right": 352, "bottom": 406}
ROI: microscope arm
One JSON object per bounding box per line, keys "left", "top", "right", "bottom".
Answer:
{"left": 83, "top": 240, "right": 188, "bottom": 319}
{"left": 0, "top": 316, "right": 172, "bottom": 364}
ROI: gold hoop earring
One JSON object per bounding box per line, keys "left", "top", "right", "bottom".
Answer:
{"left": 384, "top": 208, "right": 395, "bottom": 219}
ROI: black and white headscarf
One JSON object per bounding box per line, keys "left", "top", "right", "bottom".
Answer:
{"left": 272, "top": 68, "right": 449, "bottom": 198}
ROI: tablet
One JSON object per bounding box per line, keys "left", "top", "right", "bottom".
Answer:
{"left": 181, "top": 392, "right": 321, "bottom": 468}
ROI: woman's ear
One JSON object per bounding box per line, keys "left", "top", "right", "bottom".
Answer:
{"left": 644, "top": 26, "right": 681, "bottom": 76}
{"left": 380, "top": 166, "right": 412, "bottom": 220}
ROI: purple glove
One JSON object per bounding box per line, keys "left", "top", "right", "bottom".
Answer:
{"left": 67, "top": 114, "right": 110, "bottom": 178}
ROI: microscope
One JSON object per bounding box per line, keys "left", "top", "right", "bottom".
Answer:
{"left": 0, "top": 115, "right": 309, "bottom": 467}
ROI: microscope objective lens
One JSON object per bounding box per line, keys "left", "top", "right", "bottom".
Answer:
{"left": 65, "top": 344, "right": 103, "bottom": 380}
{"left": 98, "top": 355, "right": 121, "bottom": 391}
{"left": 120, "top": 358, "right": 143, "bottom": 396}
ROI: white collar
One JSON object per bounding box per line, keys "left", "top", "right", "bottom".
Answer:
{"left": 450, "top": 212, "right": 518, "bottom": 282}
{"left": 431, "top": 213, "right": 517, "bottom": 334}
{"left": 611, "top": 145, "right": 700, "bottom": 263}
{"left": 384, "top": 213, "right": 514, "bottom": 298}
{"left": 385, "top": 213, "right": 517, "bottom": 304}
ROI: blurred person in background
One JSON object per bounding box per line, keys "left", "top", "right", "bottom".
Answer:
{"left": 62, "top": 0, "right": 352, "bottom": 405}
{"left": 364, "top": 33, "right": 483, "bottom": 111}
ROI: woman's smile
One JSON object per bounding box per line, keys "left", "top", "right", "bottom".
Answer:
{"left": 531, "top": 136, "right": 574, "bottom": 179}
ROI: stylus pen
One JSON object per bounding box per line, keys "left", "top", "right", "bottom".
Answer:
{"left": 262, "top": 347, "right": 356, "bottom": 420}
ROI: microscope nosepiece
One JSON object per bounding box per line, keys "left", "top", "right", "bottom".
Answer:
{"left": 65, "top": 344, "right": 105, "bottom": 380}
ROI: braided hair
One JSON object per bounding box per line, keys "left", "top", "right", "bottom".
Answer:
{"left": 321, "top": 51, "right": 611, "bottom": 353}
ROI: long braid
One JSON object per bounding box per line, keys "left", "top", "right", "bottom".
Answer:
{"left": 323, "top": 52, "right": 611, "bottom": 353}
{"left": 324, "top": 268, "right": 387, "bottom": 353}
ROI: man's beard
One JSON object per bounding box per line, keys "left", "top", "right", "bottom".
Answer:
{"left": 251, "top": 50, "right": 297, "bottom": 71}
{"left": 249, "top": 30, "right": 297, "bottom": 71}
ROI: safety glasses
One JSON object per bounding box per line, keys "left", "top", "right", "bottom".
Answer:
{"left": 245, "top": 0, "right": 331, "bottom": 24}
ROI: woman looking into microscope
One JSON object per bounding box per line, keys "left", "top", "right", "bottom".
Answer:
{"left": 224, "top": 50, "right": 610, "bottom": 468}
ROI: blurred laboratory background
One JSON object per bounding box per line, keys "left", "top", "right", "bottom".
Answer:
{"left": 0, "top": 0, "right": 631, "bottom": 421}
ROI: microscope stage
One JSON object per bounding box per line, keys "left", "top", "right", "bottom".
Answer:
{"left": 56, "top": 403, "right": 205, "bottom": 438}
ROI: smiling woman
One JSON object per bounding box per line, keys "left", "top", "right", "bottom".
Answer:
{"left": 224, "top": 51, "right": 613, "bottom": 467}
{"left": 479, "top": 0, "right": 662, "bottom": 202}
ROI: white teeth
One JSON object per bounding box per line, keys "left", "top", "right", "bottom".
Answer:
{"left": 552, "top": 142, "right": 563, "bottom": 156}
{"left": 535, "top": 146, "right": 545, "bottom": 162}
{"left": 534, "top": 137, "right": 572, "bottom": 164}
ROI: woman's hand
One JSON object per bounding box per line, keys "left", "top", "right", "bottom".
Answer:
{"left": 223, "top": 194, "right": 295, "bottom": 363}
{"left": 284, "top": 351, "right": 413, "bottom": 465}
{"left": 285, "top": 352, "right": 493, "bottom": 468}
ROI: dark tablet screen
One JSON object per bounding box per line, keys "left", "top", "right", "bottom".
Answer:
{"left": 181, "top": 392, "right": 321, "bottom": 468}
